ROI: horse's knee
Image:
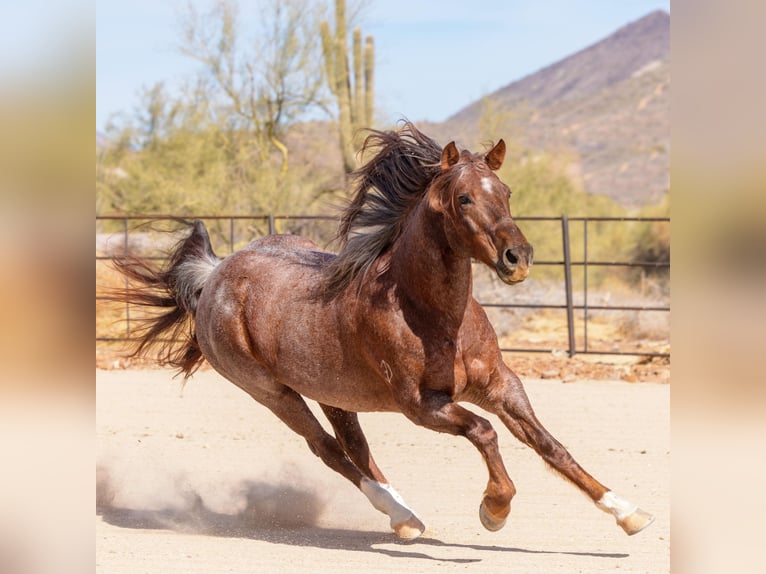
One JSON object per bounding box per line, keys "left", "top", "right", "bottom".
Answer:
{"left": 534, "top": 433, "right": 576, "bottom": 469}
{"left": 518, "top": 421, "right": 568, "bottom": 461}
{"left": 534, "top": 433, "right": 556, "bottom": 457}
{"left": 465, "top": 417, "right": 498, "bottom": 447}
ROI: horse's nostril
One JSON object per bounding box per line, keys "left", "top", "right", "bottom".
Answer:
{"left": 505, "top": 249, "right": 518, "bottom": 267}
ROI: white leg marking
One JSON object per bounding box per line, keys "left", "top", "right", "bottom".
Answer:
{"left": 596, "top": 491, "right": 638, "bottom": 520}
{"left": 360, "top": 478, "right": 415, "bottom": 525}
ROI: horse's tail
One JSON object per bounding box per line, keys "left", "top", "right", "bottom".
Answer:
{"left": 108, "top": 220, "right": 221, "bottom": 378}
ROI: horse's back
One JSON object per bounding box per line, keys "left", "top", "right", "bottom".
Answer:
{"left": 243, "top": 233, "right": 326, "bottom": 254}
{"left": 196, "top": 234, "right": 333, "bottom": 348}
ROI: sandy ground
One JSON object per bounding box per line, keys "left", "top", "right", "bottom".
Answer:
{"left": 97, "top": 368, "right": 669, "bottom": 573}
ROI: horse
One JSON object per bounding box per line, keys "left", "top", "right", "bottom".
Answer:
{"left": 109, "top": 122, "right": 654, "bottom": 539}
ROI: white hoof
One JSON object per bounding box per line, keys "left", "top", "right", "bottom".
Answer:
{"left": 392, "top": 514, "right": 426, "bottom": 539}
{"left": 479, "top": 501, "right": 507, "bottom": 531}
{"left": 618, "top": 507, "right": 655, "bottom": 535}
{"left": 596, "top": 491, "right": 654, "bottom": 535}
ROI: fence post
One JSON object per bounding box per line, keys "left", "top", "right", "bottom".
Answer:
{"left": 583, "top": 218, "right": 589, "bottom": 353}
{"left": 268, "top": 214, "right": 276, "bottom": 235}
{"left": 123, "top": 217, "right": 130, "bottom": 339}
{"left": 561, "top": 215, "right": 576, "bottom": 357}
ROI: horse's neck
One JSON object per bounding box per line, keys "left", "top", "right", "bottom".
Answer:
{"left": 389, "top": 203, "right": 472, "bottom": 321}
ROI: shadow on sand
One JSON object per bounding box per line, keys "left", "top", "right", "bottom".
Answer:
{"left": 97, "top": 477, "right": 628, "bottom": 563}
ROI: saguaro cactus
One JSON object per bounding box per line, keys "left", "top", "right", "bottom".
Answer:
{"left": 321, "top": 0, "right": 375, "bottom": 173}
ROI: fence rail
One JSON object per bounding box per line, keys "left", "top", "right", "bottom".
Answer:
{"left": 96, "top": 215, "right": 670, "bottom": 359}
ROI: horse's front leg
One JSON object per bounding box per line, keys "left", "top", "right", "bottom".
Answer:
{"left": 489, "top": 366, "right": 655, "bottom": 535}
{"left": 400, "top": 388, "right": 516, "bottom": 532}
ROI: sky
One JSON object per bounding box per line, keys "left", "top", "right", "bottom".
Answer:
{"left": 96, "top": 0, "right": 670, "bottom": 132}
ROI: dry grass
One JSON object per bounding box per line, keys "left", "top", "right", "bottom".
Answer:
{"left": 96, "top": 259, "right": 128, "bottom": 340}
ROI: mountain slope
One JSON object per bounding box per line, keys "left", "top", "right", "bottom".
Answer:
{"left": 437, "top": 10, "right": 670, "bottom": 208}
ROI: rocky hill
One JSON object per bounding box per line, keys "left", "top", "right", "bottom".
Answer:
{"left": 431, "top": 10, "right": 670, "bottom": 208}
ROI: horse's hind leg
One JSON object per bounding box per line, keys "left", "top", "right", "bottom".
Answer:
{"left": 319, "top": 404, "right": 425, "bottom": 539}
{"left": 492, "top": 368, "right": 655, "bottom": 535}
{"left": 252, "top": 387, "right": 365, "bottom": 484}
{"left": 244, "top": 386, "right": 424, "bottom": 539}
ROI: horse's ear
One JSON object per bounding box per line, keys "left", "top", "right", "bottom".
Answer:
{"left": 485, "top": 139, "right": 506, "bottom": 170}
{"left": 441, "top": 141, "right": 460, "bottom": 171}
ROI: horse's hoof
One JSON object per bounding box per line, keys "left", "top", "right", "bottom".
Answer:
{"left": 618, "top": 507, "right": 655, "bottom": 535}
{"left": 479, "top": 501, "right": 507, "bottom": 532}
{"left": 392, "top": 514, "right": 426, "bottom": 539}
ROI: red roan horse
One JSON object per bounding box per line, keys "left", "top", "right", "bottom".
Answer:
{"left": 111, "top": 122, "right": 653, "bottom": 539}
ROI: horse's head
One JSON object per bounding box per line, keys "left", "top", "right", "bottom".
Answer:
{"left": 428, "top": 140, "right": 533, "bottom": 284}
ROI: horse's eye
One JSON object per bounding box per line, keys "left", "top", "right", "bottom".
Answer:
{"left": 458, "top": 195, "right": 472, "bottom": 206}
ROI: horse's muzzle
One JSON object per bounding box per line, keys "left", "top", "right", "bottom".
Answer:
{"left": 495, "top": 244, "right": 533, "bottom": 284}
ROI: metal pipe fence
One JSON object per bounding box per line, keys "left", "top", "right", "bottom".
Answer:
{"left": 96, "top": 215, "right": 670, "bottom": 359}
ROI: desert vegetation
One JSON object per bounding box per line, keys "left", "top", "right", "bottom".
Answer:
{"left": 96, "top": 0, "right": 668, "bottom": 371}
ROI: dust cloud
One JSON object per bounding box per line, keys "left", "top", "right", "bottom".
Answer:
{"left": 96, "top": 461, "right": 328, "bottom": 537}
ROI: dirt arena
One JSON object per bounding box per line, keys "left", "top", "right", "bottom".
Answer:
{"left": 96, "top": 368, "right": 669, "bottom": 573}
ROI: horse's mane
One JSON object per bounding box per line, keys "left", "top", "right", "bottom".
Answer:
{"left": 321, "top": 121, "right": 443, "bottom": 296}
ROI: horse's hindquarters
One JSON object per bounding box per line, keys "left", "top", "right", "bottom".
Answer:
{"left": 194, "top": 243, "right": 397, "bottom": 412}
